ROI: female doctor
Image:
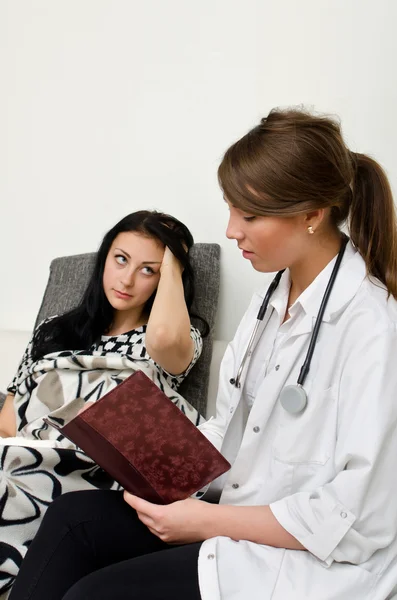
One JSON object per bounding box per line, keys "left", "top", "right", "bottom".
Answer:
{"left": 9, "top": 108, "right": 397, "bottom": 600}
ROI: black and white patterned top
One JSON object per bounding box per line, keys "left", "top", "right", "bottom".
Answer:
{"left": 8, "top": 321, "right": 203, "bottom": 395}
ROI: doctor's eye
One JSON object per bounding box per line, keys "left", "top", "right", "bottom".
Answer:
{"left": 243, "top": 216, "right": 256, "bottom": 222}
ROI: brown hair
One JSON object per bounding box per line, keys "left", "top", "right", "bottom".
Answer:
{"left": 218, "top": 107, "right": 397, "bottom": 298}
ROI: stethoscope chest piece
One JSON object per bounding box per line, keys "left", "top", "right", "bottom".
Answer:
{"left": 279, "top": 384, "right": 307, "bottom": 414}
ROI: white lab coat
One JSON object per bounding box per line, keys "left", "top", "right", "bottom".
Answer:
{"left": 197, "top": 243, "right": 397, "bottom": 600}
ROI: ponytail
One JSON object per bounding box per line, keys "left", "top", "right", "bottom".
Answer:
{"left": 217, "top": 107, "right": 397, "bottom": 298}
{"left": 349, "top": 152, "right": 397, "bottom": 299}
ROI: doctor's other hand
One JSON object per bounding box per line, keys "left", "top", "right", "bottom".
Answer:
{"left": 77, "top": 401, "right": 94, "bottom": 416}
{"left": 123, "top": 492, "right": 214, "bottom": 544}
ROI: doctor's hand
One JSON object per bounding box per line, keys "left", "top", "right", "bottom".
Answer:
{"left": 123, "top": 492, "right": 215, "bottom": 544}
{"left": 77, "top": 401, "right": 94, "bottom": 416}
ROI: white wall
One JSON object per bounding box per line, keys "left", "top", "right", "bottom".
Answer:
{"left": 1, "top": 0, "right": 396, "bottom": 343}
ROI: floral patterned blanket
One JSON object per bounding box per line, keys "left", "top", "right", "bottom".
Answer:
{"left": 0, "top": 351, "right": 201, "bottom": 596}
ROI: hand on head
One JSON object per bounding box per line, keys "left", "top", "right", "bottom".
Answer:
{"left": 160, "top": 246, "right": 185, "bottom": 275}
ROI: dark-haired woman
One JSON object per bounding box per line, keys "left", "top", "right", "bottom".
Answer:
{"left": 0, "top": 210, "right": 207, "bottom": 594}
{"left": 9, "top": 108, "right": 397, "bottom": 600}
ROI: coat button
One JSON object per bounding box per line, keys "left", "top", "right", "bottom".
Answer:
{"left": 230, "top": 407, "right": 234, "bottom": 413}
{"left": 229, "top": 378, "right": 236, "bottom": 385}
{"left": 253, "top": 426, "right": 260, "bottom": 433}
{"left": 340, "top": 511, "right": 347, "bottom": 519}
{"left": 207, "top": 553, "right": 215, "bottom": 560}
{"left": 275, "top": 365, "right": 280, "bottom": 371}
{"left": 232, "top": 483, "right": 239, "bottom": 489}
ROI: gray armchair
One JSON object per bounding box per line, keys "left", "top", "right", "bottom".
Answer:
{"left": 1, "top": 243, "right": 220, "bottom": 417}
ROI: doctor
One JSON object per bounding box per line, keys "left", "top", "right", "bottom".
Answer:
{"left": 9, "top": 108, "right": 397, "bottom": 600}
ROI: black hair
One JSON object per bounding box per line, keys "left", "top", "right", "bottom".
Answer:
{"left": 31, "top": 210, "right": 209, "bottom": 361}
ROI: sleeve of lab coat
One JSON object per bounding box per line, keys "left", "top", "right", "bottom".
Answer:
{"left": 198, "top": 293, "right": 262, "bottom": 451}
{"left": 270, "top": 322, "right": 397, "bottom": 566}
{"left": 191, "top": 341, "right": 235, "bottom": 498}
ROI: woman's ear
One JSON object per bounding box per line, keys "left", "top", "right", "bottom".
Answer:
{"left": 304, "top": 208, "right": 326, "bottom": 234}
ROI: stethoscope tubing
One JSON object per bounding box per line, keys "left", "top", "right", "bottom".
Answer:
{"left": 232, "top": 269, "right": 284, "bottom": 389}
{"left": 297, "top": 236, "right": 348, "bottom": 385}
{"left": 232, "top": 236, "right": 349, "bottom": 391}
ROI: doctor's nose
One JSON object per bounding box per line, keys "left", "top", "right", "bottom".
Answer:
{"left": 226, "top": 217, "right": 244, "bottom": 241}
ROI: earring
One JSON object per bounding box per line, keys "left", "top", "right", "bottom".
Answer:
{"left": 307, "top": 226, "right": 314, "bottom": 235}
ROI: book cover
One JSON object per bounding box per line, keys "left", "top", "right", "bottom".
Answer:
{"left": 45, "top": 370, "right": 230, "bottom": 504}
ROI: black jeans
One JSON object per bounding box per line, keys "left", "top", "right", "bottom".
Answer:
{"left": 9, "top": 490, "right": 202, "bottom": 600}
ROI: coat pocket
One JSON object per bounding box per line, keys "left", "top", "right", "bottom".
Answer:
{"left": 272, "top": 385, "right": 336, "bottom": 466}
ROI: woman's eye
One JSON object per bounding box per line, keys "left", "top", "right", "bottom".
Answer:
{"left": 115, "top": 255, "right": 127, "bottom": 265}
{"left": 142, "top": 266, "right": 155, "bottom": 275}
{"left": 243, "top": 216, "right": 256, "bottom": 222}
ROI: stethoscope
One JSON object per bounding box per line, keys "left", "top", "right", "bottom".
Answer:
{"left": 230, "top": 236, "right": 348, "bottom": 414}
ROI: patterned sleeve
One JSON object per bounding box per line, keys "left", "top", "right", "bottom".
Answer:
{"left": 6, "top": 317, "right": 56, "bottom": 395}
{"left": 155, "top": 326, "right": 203, "bottom": 390}
{"left": 7, "top": 334, "right": 36, "bottom": 395}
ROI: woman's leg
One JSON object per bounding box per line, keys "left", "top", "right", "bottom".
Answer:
{"left": 62, "top": 542, "right": 202, "bottom": 600}
{"left": 9, "top": 490, "right": 180, "bottom": 600}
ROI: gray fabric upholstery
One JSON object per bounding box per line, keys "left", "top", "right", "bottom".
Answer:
{"left": 35, "top": 243, "right": 221, "bottom": 417}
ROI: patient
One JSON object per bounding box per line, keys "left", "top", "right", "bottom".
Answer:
{"left": 0, "top": 210, "right": 207, "bottom": 595}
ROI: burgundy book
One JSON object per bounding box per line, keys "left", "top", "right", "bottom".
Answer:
{"left": 45, "top": 370, "right": 230, "bottom": 504}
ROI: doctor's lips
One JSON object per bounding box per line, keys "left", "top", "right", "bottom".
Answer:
{"left": 239, "top": 247, "right": 255, "bottom": 259}
{"left": 114, "top": 289, "right": 133, "bottom": 299}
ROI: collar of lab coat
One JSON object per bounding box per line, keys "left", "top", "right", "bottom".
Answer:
{"left": 266, "top": 241, "right": 368, "bottom": 336}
